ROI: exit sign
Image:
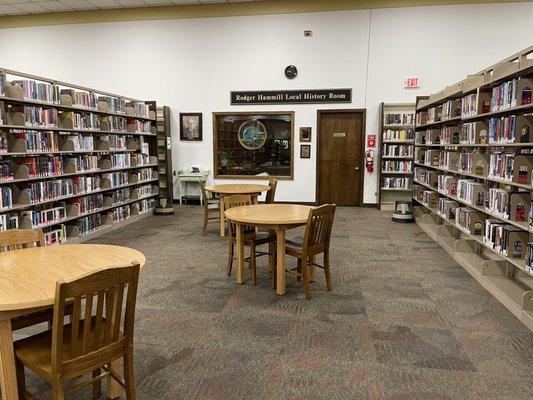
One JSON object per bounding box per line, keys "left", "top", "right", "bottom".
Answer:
{"left": 404, "top": 77, "right": 420, "bottom": 89}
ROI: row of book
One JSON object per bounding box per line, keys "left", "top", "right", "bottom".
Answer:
{"left": 72, "top": 193, "right": 104, "bottom": 215}
{"left": 3, "top": 79, "right": 155, "bottom": 118}
{"left": 382, "top": 160, "right": 412, "bottom": 173}
{"left": 485, "top": 189, "right": 529, "bottom": 221}
{"left": 382, "top": 128, "right": 413, "bottom": 141}
{"left": 2, "top": 105, "right": 153, "bottom": 133}
{"left": 484, "top": 219, "right": 528, "bottom": 259}
{"left": 491, "top": 78, "right": 533, "bottom": 112}
{"left": 382, "top": 144, "right": 413, "bottom": 157}
{"left": 461, "top": 93, "right": 490, "bottom": 118}
{"left": 442, "top": 99, "right": 461, "bottom": 120}
{"left": 381, "top": 177, "right": 410, "bottom": 189}
{"left": 0, "top": 187, "right": 12, "bottom": 209}
{"left": 383, "top": 112, "right": 414, "bottom": 126}
{"left": 109, "top": 188, "right": 131, "bottom": 206}
{"left": 22, "top": 205, "right": 66, "bottom": 229}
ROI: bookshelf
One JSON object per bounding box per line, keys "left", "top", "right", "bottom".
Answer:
{"left": 0, "top": 68, "right": 159, "bottom": 245}
{"left": 412, "top": 45, "right": 533, "bottom": 332}
{"left": 150, "top": 103, "right": 174, "bottom": 215}
{"left": 377, "top": 102, "right": 415, "bottom": 210}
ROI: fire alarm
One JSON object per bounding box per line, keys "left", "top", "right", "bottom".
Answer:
{"left": 304, "top": 30, "right": 313, "bottom": 37}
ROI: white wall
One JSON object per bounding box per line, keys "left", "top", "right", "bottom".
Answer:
{"left": 0, "top": 2, "right": 532, "bottom": 203}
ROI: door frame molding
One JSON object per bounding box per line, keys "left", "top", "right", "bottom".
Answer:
{"left": 316, "top": 108, "right": 366, "bottom": 206}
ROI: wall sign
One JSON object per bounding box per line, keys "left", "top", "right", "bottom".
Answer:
{"left": 367, "top": 134, "right": 376, "bottom": 148}
{"left": 404, "top": 77, "right": 420, "bottom": 89}
{"left": 231, "top": 89, "right": 352, "bottom": 105}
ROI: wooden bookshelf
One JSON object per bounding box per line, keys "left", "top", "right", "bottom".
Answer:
{"left": 377, "top": 102, "right": 415, "bottom": 210}
{"left": 0, "top": 68, "right": 159, "bottom": 245}
{"left": 412, "top": 45, "right": 533, "bottom": 332}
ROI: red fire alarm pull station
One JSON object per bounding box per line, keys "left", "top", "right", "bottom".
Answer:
{"left": 367, "top": 134, "right": 376, "bottom": 148}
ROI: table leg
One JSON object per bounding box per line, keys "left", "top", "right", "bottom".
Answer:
{"left": 268, "top": 241, "right": 276, "bottom": 289}
{"left": 0, "top": 318, "right": 18, "bottom": 400}
{"left": 276, "top": 228, "right": 286, "bottom": 295}
{"left": 107, "top": 359, "right": 122, "bottom": 399}
{"left": 252, "top": 194, "right": 258, "bottom": 204}
{"left": 236, "top": 223, "right": 245, "bottom": 284}
{"left": 219, "top": 197, "right": 225, "bottom": 237}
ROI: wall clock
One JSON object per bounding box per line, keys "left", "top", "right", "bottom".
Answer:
{"left": 284, "top": 65, "right": 298, "bottom": 79}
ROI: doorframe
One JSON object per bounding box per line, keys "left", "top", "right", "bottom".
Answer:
{"left": 316, "top": 108, "right": 366, "bottom": 206}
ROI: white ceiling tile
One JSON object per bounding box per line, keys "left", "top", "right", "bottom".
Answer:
{"left": 87, "top": 0, "right": 122, "bottom": 8}
{"left": 0, "top": 4, "right": 27, "bottom": 13}
{"left": 170, "top": 0, "right": 200, "bottom": 4}
{"left": 40, "top": 1, "right": 73, "bottom": 11}
{"left": 11, "top": 2, "right": 49, "bottom": 12}
{"left": 60, "top": 0, "right": 97, "bottom": 9}
{"left": 2, "top": 0, "right": 33, "bottom": 4}
{"left": 198, "top": 0, "right": 226, "bottom": 3}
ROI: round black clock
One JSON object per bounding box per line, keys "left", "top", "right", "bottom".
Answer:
{"left": 284, "top": 65, "right": 298, "bottom": 79}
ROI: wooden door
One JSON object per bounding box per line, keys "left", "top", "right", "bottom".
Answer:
{"left": 317, "top": 110, "right": 365, "bottom": 206}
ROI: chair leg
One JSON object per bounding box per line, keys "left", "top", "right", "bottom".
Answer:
{"left": 15, "top": 358, "right": 25, "bottom": 396}
{"left": 324, "top": 250, "right": 333, "bottom": 291}
{"left": 250, "top": 244, "right": 257, "bottom": 285}
{"left": 51, "top": 380, "right": 65, "bottom": 400}
{"left": 227, "top": 238, "right": 234, "bottom": 276}
{"left": 124, "top": 348, "right": 137, "bottom": 399}
{"left": 301, "top": 262, "right": 312, "bottom": 300}
{"left": 269, "top": 242, "right": 276, "bottom": 289}
{"left": 92, "top": 368, "right": 102, "bottom": 399}
{"left": 296, "top": 258, "right": 302, "bottom": 281}
{"left": 202, "top": 210, "right": 208, "bottom": 236}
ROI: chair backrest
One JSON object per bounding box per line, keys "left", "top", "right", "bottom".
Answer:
{"left": 0, "top": 229, "right": 45, "bottom": 252}
{"left": 224, "top": 194, "right": 254, "bottom": 237}
{"left": 199, "top": 181, "right": 210, "bottom": 208}
{"left": 302, "top": 204, "right": 336, "bottom": 255}
{"left": 51, "top": 263, "right": 140, "bottom": 380}
{"left": 265, "top": 178, "right": 278, "bottom": 204}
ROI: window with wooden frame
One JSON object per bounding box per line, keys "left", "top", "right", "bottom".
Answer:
{"left": 213, "top": 111, "right": 294, "bottom": 180}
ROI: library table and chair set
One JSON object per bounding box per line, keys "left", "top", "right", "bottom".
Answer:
{"left": 0, "top": 229, "right": 145, "bottom": 400}
{"left": 200, "top": 178, "right": 337, "bottom": 299}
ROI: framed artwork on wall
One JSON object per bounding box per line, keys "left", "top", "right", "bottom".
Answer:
{"left": 300, "top": 127, "right": 311, "bottom": 142}
{"left": 300, "top": 144, "right": 311, "bottom": 159}
{"left": 180, "top": 112, "right": 203, "bottom": 141}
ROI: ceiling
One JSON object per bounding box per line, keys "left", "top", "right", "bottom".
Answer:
{"left": 0, "top": 0, "right": 258, "bottom": 15}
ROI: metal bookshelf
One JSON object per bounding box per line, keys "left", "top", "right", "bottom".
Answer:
{"left": 412, "top": 45, "right": 533, "bottom": 332}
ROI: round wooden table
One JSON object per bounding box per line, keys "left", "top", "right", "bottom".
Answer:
{"left": 0, "top": 244, "right": 145, "bottom": 400}
{"left": 225, "top": 204, "right": 313, "bottom": 295}
{"left": 204, "top": 184, "right": 270, "bottom": 236}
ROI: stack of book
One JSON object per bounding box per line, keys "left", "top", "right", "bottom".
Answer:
{"left": 98, "top": 96, "right": 126, "bottom": 114}
{"left": 23, "top": 179, "right": 74, "bottom": 204}
{"left": 22, "top": 205, "right": 66, "bottom": 228}
{"left": 383, "top": 112, "right": 414, "bottom": 126}
{"left": 383, "top": 129, "right": 412, "bottom": 141}
{"left": 381, "top": 177, "right": 411, "bottom": 190}
{"left": 66, "top": 155, "right": 98, "bottom": 172}
{"left": 12, "top": 79, "right": 59, "bottom": 104}
{"left": 102, "top": 171, "right": 128, "bottom": 187}
{"left": 20, "top": 156, "right": 63, "bottom": 177}
{"left": 60, "top": 89, "right": 97, "bottom": 110}
{"left": 13, "top": 130, "right": 59, "bottom": 153}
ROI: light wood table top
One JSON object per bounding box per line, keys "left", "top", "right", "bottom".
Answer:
{"left": 204, "top": 184, "right": 270, "bottom": 195}
{"left": 225, "top": 204, "right": 313, "bottom": 225}
{"left": 0, "top": 244, "right": 146, "bottom": 312}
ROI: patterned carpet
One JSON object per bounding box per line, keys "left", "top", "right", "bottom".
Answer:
{"left": 22, "top": 206, "right": 532, "bottom": 399}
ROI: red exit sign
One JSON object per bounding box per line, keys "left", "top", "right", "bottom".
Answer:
{"left": 404, "top": 76, "right": 420, "bottom": 89}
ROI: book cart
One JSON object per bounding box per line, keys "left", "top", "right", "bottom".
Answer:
{"left": 0, "top": 68, "right": 160, "bottom": 245}
{"left": 377, "top": 102, "right": 415, "bottom": 210}
{"left": 412, "top": 46, "right": 533, "bottom": 332}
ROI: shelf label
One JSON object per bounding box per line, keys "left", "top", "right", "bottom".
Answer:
{"left": 404, "top": 76, "right": 420, "bottom": 89}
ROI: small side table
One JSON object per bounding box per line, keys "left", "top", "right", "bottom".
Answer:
{"left": 176, "top": 170, "right": 210, "bottom": 205}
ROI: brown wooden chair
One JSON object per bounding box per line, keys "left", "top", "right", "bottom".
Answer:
{"left": 265, "top": 178, "right": 278, "bottom": 204}
{"left": 14, "top": 263, "right": 141, "bottom": 400}
{"left": 284, "top": 204, "right": 336, "bottom": 300}
{"left": 225, "top": 194, "right": 276, "bottom": 286}
{"left": 199, "top": 181, "right": 220, "bottom": 235}
{"left": 0, "top": 229, "right": 57, "bottom": 331}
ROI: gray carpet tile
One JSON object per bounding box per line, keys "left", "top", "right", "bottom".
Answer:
{"left": 17, "top": 206, "right": 533, "bottom": 399}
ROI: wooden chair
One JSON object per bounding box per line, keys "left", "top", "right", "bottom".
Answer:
{"left": 225, "top": 194, "right": 276, "bottom": 286}
{"left": 14, "top": 263, "right": 141, "bottom": 400}
{"left": 199, "top": 181, "right": 220, "bottom": 235}
{"left": 265, "top": 178, "right": 278, "bottom": 204}
{"left": 0, "top": 229, "right": 57, "bottom": 331}
{"left": 284, "top": 204, "right": 336, "bottom": 300}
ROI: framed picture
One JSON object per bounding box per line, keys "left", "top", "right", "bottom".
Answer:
{"left": 300, "top": 144, "right": 311, "bottom": 159}
{"left": 180, "top": 112, "right": 203, "bottom": 141}
{"left": 300, "top": 127, "right": 311, "bottom": 142}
